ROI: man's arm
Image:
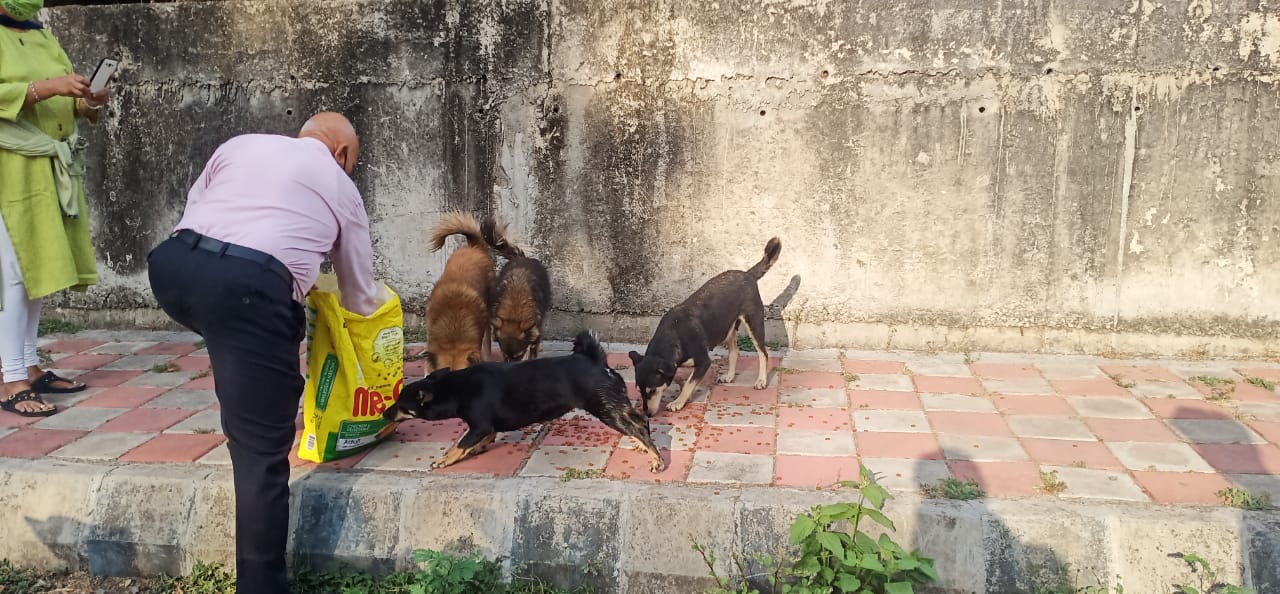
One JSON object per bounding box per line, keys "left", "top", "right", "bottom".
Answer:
{"left": 331, "top": 192, "right": 382, "bottom": 317}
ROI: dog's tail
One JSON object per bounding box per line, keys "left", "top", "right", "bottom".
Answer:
{"left": 746, "top": 237, "right": 782, "bottom": 281}
{"left": 430, "top": 212, "right": 486, "bottom": 252}
{"left": 480, "top": 216, "right": 525, "bottom": 260}
{"left": 572, "top": 330, "right": 608, "bottom": 367}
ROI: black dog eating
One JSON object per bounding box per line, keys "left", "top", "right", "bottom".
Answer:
{"left": 384, "top": 331, "right": 666, "bottom": 472}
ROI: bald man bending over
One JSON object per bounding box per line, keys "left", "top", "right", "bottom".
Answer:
{"left": 147, "top": 112, "right": 380, "bottom": 594}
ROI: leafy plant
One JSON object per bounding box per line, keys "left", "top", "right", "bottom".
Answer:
{"left": 696, "top": 465, "right": 939, "bottom": 594}
{"left": 922, "top": 478, "right": 985, "bottom": 501}
{"left": 738, "top": 335, "right": 758, "bottom": 352}
{"left": 174, "top": 561, "right": 236, "bottom": 593}
{"left": 1173, "top": 553, "right": 1253, "bottom": 594}
{"left": 1040, "top": 471, "right": 1067, "bottom": 496}
{"left": 36, "top": 319, "right": 81, "bottom": 336}
{"left": 0, "top": 553, "right": 592, "bottom": 594}
{"left": 1216, "top": 486, "right": 1272, "bottom": 511}
{"left": 694, "top": 543, "right": 785, "bottom": 594}
{"left": 786, "top": 465, "right": 938, "bottom": 593}
{"left": 0, "top": 559, "right": 53, "bottom": 594}
{"left": 1246, "top": 377, "right": 1276, "bottom": 392}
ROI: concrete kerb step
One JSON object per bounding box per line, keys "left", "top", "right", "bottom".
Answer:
{"left": 2, "top": 457, "right": 1279, "bottom": 594}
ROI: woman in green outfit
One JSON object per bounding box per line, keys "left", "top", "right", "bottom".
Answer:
{"left": 0, "top": 0, "right": 111, "bottom": 417}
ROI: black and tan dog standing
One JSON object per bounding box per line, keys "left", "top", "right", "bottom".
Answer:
{"left": 629, "top": 238, "right": 782, "bottom": 416}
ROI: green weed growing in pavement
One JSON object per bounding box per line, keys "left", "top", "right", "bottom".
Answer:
{"left": 1191, "top": 375, "right": 1236, "bottom": 400}
{"left": 560, "top": 468, "right": 606, "bottom": 482}
{"left": 922, "top": 477, "right": 985, "bottom": 501}
{"left": 1246, "top": 377, "right": 1277, "bottom": 391}
{"left": 36, "top": 319, "right": 82, "bottom": 336}
{"left": 697, "top": 465, "right": 939, "bottom": 594}
{"left": 37, "top": 347, "right": 52, "bottom": 367}
{"left": 737, "top": 334, "right": 759, "bottom": 352}
{"left": 1216, "top": 486, "right": 1272, "bottom": 511}
{"left": 1039, "top": 470, "right": 1068, "bottom": 495}
{"left": 151, "top": 361, "right": 181, "bottom": 374}
{"left": 1108, "top": 374, "right": 1136, "bottom": 389}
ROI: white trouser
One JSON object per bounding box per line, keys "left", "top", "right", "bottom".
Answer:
{"left": 0, "top": 215, "right": 42, "bottom": 384}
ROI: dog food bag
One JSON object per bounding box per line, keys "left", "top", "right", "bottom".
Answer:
{"left": 297, "top": 273, "right": 405, "bottom": 463}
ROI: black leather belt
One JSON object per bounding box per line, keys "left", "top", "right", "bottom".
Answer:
{"left": 173, "top": 229, "right": 293, "bottom": 287}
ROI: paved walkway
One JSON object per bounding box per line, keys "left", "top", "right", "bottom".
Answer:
{"left": 4, "top": 330, "right": 1280, "bottom": 506}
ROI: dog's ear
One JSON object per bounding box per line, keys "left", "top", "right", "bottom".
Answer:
{"left": 402, "top": 377, "right": 436, "bottom": 403}
{"left": 628, "top": 350, "right": 643, "bottom": 365}
{"left": 425, "top": 368, "right": 450, "bottom": 381}
{"left": 659, "top": 361, "right": 677, "bottom": 377}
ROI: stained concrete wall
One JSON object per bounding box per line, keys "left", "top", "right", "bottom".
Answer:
{"left": 4, "top": 458, "right": 1280, "bottom": 594}
{"left": 39, "top": 0, "right": 1280, "bottom": 356}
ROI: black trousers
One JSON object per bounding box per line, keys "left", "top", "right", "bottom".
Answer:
{"left": 148, "top": 236, "right": 305, "bottom": 594}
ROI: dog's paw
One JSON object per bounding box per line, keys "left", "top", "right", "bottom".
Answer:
{"left": 650, "top": 459, "right": 667, "bottom": 473}
{"left": 666, "top": 400, "right": 686, "bottom": 412}
{"left": 717, "top": 372, "right": 735, "bottom": 384}
{"left": 753, "top": 377, "right": 768, "bottom": 389}
{"left": 430, "top": 459, "right": 450, "bottom": 469}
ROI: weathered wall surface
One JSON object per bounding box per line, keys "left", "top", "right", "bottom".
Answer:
{"left": 41, "top": 0, "right": 1280, "bottom": 355}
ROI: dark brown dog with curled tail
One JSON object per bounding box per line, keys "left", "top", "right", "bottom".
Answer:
{"left": 480, "top": 217, "right": 552, "bottom": 362}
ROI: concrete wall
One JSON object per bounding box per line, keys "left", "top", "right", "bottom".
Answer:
{"left": 40, "top": 0, "right": 1280, "bottom": 356}
{"left": 4, "top": 458, "right": 1280, "bottom": 594}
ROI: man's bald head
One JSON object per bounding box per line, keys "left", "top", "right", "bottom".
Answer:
{"left": 299, "top": 112, "right": 360, "bottom": 175}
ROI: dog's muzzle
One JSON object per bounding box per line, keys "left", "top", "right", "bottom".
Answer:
{"left": 383, "top": 405, "right": 416, "bottom": 422}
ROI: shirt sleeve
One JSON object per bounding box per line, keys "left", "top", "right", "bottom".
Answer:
{"left": 0, "top": 82, "right": 27, "bottom": 122}
{"left": 330, "top": 178, "right": 381, "bottom": 316}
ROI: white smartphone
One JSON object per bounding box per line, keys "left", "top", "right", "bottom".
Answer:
{"left": 88, "top": 58, "right": 119, "bottom": 94}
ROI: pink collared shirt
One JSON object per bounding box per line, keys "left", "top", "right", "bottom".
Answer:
{"left": 174, "top": 134, "right": 381, "bottom": 316}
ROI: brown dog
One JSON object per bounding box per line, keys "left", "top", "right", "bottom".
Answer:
{"left": 424, "top": 212, "right": 512, "bottom": 372}
{"left": 481, "top": 218, "right": 552, "bottom": 362}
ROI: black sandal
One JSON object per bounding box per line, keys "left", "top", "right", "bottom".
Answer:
{"left": 0, "top": 390, "right": 57, "bottom": 417}
{"left": 30, "top": 370, "right": 86, "bottom": 394}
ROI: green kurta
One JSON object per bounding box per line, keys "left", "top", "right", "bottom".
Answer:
{"left": 0, "top": 24, "right": 96, "bottom": 302}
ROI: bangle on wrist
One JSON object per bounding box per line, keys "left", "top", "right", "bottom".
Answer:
{"left": 28, "top": 82, "right": 41, "bottom": 103}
